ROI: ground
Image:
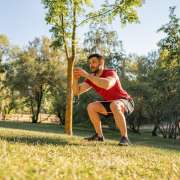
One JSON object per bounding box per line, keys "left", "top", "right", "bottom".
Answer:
{"left": 0, "top": 121, "right": 179, "bottom": 180}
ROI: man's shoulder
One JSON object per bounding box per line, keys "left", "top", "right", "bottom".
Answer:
{"left": 102, "top": 68, "right": 118, "bottom": 78}
{"left": 103, "top": 68, "right": 117, "bottom": 74}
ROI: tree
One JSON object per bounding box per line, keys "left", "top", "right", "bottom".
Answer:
{"left": 0, "top": 35, "right": 19, "bottom": 120}
{"left": 6, "top": 37, "right": 65, "bottom": 123}
{"left": 157, "top": 6, "right": 180, "bottom": 66}
{"left": 83, "top": 23, "right": 123, "bottom": 55}
{"left": 0, "top": 34, "right": 9, "bottom": 63}
{"left": 42, "top": 0, "right": 94, "bottom": 134}
{"left": 149, "top": 6, "right": 180, "bottom": 138}
{"left": 42, "top": 0, "right": 144, "bottom": 135}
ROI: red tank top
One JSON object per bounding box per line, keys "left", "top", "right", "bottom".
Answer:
{"left": 85, "top": 69, "right": 131, "bottom": 101}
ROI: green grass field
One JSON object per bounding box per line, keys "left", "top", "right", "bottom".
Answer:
{"left": 0, "top": 121, "right": 179, "bottom": 180}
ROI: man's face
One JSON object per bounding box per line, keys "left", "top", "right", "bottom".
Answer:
{"left": 88, "top": 57, "right": 103, "bottom": 73}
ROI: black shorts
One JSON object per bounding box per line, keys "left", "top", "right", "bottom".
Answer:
{"left": 101, "top": 98, "right": 134, "bottom": 116}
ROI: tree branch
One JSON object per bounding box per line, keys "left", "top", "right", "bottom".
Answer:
{"left": 72, "top": 2, "right": 77, "bottom": 60}
{"left": 61, "top": 14, "right": 69, "bottom": 59}
{"left": 77, "top": 4, "right": 121, "bottom": 27}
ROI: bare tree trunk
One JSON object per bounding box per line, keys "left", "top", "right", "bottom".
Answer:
{"left": 152, "top": 119, "right": 160, "bottom": 136}
{"left": 34, "top": 87, "right": 43, "bottom": 123}
{"left": 31, "top": 86, "right": 43, "bottom": 123}
{"left": 64, "top": 2, "right": 77, "bottom": 135}
{"left": 65, "top": 59, "right": 74, "bottom": 135}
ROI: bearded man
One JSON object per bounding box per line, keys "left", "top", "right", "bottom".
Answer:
{"left": 73, "top": 54, "right": 134, "bottom": 146}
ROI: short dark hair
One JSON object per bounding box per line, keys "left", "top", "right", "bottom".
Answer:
{"left": 88, "top": 53, "right": 104, "bottom": 61}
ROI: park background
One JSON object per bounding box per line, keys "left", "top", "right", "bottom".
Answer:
{"left": 0, "top": 0, "right": 179, "bottom": 179}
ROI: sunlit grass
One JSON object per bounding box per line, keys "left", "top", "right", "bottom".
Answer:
{"left": 0, "top": 121, "right": 179, "bottom": 179}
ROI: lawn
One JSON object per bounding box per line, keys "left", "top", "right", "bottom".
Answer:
{"left": 0, "top": 121, "right": 179, "bottom": 180}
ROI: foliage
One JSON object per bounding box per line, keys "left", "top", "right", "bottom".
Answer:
{"left": 5, "top": 37, "right": 66, "bottom": 123}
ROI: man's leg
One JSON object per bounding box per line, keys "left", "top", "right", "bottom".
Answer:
{"left": 110, "top": 100, "right": 128, "bottom": 138}
{"left": 87, "top": 101, "right": 108, "bottom": 136}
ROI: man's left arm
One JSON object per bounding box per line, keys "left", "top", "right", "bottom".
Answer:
{"left": 85, "top": 75, "right": 116, "bottom": 90}
{"left": 74, "top": 67, "right": 116, "bottom": 90}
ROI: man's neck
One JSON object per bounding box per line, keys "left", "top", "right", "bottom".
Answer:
{"left": 95, "top": 68, "right": 104, "bottom": 77}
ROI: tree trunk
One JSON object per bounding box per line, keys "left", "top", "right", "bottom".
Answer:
{"left": 57, "top": 112, "right": 65, "bottom": 125}
{"left": 35, "top": 86, "right": 43, "bottom": 123}
{"left": 65, "top": 59, "right": 74, "bottom": 135}
{"left": 30, "top": 98, "right": 36, "bottom": 123}
{"left": 64, "top": 2, "right": 76, "bottom": 135}
{"left": 31, "top": 86, "right": 43, "bottom": 123}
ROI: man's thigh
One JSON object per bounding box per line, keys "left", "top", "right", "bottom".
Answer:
{"left": 88, "top": 101, "right": 109, "bottom": 116}
{"left": 111, "top": 99, "right": 134, "bottom": 115}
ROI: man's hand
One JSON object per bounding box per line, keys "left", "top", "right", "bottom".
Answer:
{"left": 73, "top": 68, "right": 80, "bottom": 79}
{"left": 74, "top": 67, "right": 89, "bottom": 79}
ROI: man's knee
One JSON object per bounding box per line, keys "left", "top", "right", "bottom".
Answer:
{"left": 110, "top": 101, "right": 124, "bottom": 113}
{"left": 87, "top": 102, "right": 96, "bottom": 112}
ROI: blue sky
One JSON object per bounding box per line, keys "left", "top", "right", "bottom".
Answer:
{"left": 0, "top": 0, "right": 180, "bottom": 55}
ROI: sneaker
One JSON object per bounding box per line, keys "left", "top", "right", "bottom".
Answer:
{"left": 119, "top": 136, "right": 130, "bottom": 146}
{"left": 84, "top": 133, "right": 104, "bottom": 142}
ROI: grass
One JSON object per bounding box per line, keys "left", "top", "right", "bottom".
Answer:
{"left": 0, "top": 121, "right": 180, "bottom": 180}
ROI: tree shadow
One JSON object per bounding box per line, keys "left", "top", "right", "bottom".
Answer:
{"left": 0, "top": 135, "right": 70, "bottom": 146}
{"left": 75, "top": 129, "right": 180, "bottom": 151}
{"left": 0, "top": 121, "right": 64, "bottom": 134}
{"left": 0, "top": 121, "right": 179, "bottom": 151}
{"left": 129, "top": 133, "right": 180, "bottom": 151}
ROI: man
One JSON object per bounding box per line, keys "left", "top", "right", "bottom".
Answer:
{"left": 73, "top": 54, "right": 134, "bottom": 146}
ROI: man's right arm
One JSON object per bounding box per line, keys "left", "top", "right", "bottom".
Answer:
{"left": 73, "top": 78, "right": 91, "bottom": 96}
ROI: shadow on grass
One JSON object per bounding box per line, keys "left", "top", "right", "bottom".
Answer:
{"left": 0, "top": 135, "right": 70, "bottom": 146}
{"left": 0, "top": 121, "right": 180, "bottom": 151}
{"left": 0, "top": 121, "right": 98, "bottom": 147}
{"left": 0, "top": 120, "right": 65, "bottom": 134}
{"left": 0, "top": 120, "right": 95, "bottom": 136}
{"left": 128, "top": 133, "right": 180, "bottom": 151}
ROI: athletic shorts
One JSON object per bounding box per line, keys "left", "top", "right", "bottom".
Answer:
{"left": 100, "top": 98, "right": 134, "bottom": 116}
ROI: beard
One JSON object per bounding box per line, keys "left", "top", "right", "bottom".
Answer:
{"left": 91, "top": 67, "right": 100, "bottom": 74}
